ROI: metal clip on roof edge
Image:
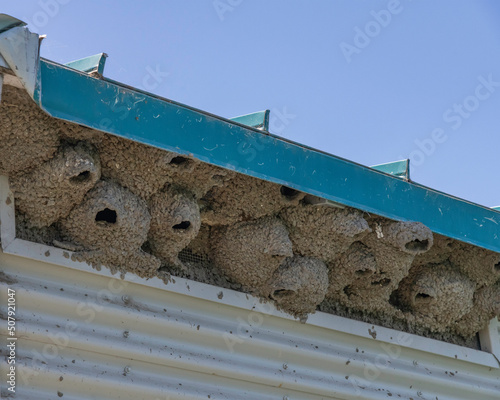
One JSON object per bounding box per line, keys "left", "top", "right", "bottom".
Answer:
{"left": 0, "top": 14, "right": 41, "bottom": 99}
{"left": 64, "top": 53, "right": 108, "bottom": 76}
{"left": 230, "top": 110, "right": 270, "bottom": 131}
{"left": 371, "top": 159, "right": 410, "bottom": 180}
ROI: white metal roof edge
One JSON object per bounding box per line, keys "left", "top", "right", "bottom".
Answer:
{"left": 1, "top": 174, "right": 498, "bottom": 370}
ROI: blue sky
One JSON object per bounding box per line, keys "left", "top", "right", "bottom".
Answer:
{"left": 4, "top": 0, "right": 500, "bottom": 207}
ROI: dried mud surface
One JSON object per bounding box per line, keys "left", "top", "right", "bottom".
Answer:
{"left": 3, "top": 83, "right": 499, "bottom": 347}
{"left": 0, "top": 86, "right": 59, "bottom": 175}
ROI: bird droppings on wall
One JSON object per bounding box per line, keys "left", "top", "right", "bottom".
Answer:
{"left": 2, "top": 81, "right": 500, "bottom": 346}
{"left": 11, "top": 142, "right": 101, "bottom": 227}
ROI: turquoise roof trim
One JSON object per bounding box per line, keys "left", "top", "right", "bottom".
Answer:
{"left": 34, "top": 58, "right": 500, "bottom": 253}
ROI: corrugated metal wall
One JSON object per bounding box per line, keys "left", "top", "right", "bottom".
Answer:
{"left": 1, "top": 248, "right": 499, "bottom": 400}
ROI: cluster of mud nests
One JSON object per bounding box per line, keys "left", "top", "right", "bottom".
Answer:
{"left": 2, "top": 85, "right": 499, "bottom": 347}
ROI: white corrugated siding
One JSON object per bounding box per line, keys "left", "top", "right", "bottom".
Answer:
{"left": 1, "top": 248, "right": 499, "bottom": 400}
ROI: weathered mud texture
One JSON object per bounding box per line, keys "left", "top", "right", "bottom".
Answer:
{"left": 58, "top": 121, "right": 104, "bottom": 144}
{"left": 332, "top": 221, "right": 433, "bottom": 313}
{"left": 267, "top": 256, "right": 329, "bottom": 317}
{"left": 318, "top": 296, "right": 481, "bottom": 349}
{"left": 173, "top": 246, "right": 246, "bottom": 293}
{"left": 0, "top": 85, "right": 59, "bottom": 175}
{"left": 182, "top": 224, "right": 212, "bottom": 260}
{"left": 448, "top": 242, "right": 500, "bottom": 287}
{"left": 202, "top": 173, "right": 305, "bottom": 226}
{"left": 171, "top": 161, "right": 233, "bottom": 200}
{"left": 148, "top": 186, "right": 201, "bottom": 266}
{"left": 379, "top": 221, "right": 434, "bottom": 255}
{"left": 451, "top": 284, "right": 500, "bottom": 338}
{"left": 3, "top": 81, "right": 500, "bottom": 342}
{"left": 60, "top": 180, "right": 160, "bottom": 277}
{"left": 211, "top": 217, "right": 293, "bottom": 293}
{"left": 326, "top": 241, "right": 377, "bottom": 299}
{"left": 280, "top": 205, "right": 371, "bottom": 262}
{"left": 15, "top": 210, "right": 62, "bottom": 246}
{"left": 394, "top": 263, "right": 475, "bottom": 332}
{"left": 411, "top": 234, "right": 455, "bottom": 267}
{"left": 11, "top": 142, "right": 101, "bottom": 228}
{"left": 175, "top": 225, "right": 246, "bottom": 289}
{"left": 98, "top": 135, "right": 190, "bottom": 199}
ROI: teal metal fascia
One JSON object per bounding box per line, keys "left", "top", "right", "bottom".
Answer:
{"left": 33, "top": 59, "right": 500, "bottom": 253}
{"left": 64, "top": 53, "right": 107, "bottom": 75}
{"left": 371, "top": 159, "right": 410, "bottom": 180}
{"left": 230, "top": 110, "right": 270, "bottom": 130}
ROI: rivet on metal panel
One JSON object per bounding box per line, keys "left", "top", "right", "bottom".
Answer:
{"left": 122, "top": 295, "right": 130, "bottom": 303}
{"left": 123, "top": 331, "right": 129, "bottom": 338}
{"left": 124, "top": 366, "right": 131, "bottom": 375}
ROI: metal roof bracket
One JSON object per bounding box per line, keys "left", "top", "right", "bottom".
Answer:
{"left": 0, "top": 14, "right": 41, "bottom": 99}
{"left": 371, "top": 159, "right": 410, "bottom": 180}
{"left": 230, "top": 110, "right": 270, "bottom": 131}
{"left": 64, "top": 53, "right": 108, "bottom": 76}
